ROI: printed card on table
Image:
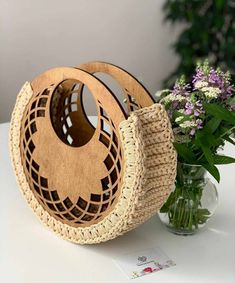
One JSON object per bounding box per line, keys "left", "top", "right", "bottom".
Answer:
{"left": 113, "top": 247, "right": 176, "bottom": 279}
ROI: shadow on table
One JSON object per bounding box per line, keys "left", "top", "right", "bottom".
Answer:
{"left": 76, "top": 216, "right": 176, "bottom": 258}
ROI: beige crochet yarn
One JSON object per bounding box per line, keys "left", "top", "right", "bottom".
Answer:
{"left": 9, "top": 68, "right": 176, "bottom": 244}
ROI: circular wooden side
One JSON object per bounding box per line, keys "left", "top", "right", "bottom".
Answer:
{"left": 20, "top": 67, "right": 126, "bottom": 227}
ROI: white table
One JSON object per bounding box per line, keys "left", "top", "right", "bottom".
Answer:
{"left": 1, "top": 122, "right": 235, "bottom": 283}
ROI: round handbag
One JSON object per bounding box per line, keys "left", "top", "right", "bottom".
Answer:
{"left": 9, "top": 61, "right": 176, "bottom": 244}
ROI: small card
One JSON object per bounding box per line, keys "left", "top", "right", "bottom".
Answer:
{"left": 113, "top": 247, "right": 176, "bottom": 279}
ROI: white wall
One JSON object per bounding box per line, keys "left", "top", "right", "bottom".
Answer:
{"left": 0, "top": 0, "right": 181, "bottom": 122}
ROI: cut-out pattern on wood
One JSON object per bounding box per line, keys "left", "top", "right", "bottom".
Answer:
{"left": 124, "top": 88, "right": 141, "bottom": 112}
{"left": 50, "top": 82, "right": 88, "bottom": 147}
{"left": 10, "top": 64, "right": 177, "bottom": 244}
{"left": 20, "top": 81, "right": 122, "bottom": 227}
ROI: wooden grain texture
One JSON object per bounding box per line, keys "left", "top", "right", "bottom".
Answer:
{"left": 10, "top": 67, "right": 177, "bottom": 243}
{"left": 78, "top": 61, "right": 155, "bottom": 113}
{"left": 19, "top": 63, "right": 156, "bottom": 229}
{"left": 21, "top": 67, "right": 126, "bottom": 227}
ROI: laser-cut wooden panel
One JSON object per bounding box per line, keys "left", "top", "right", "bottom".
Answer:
{"left": 20, "top": 68, "right": 126, "bottom": 227}
{"left": 10, "top": 62, "right": 178, "bottom": 244}
{"left": 78, "top": 61, "right": 155, "bottom": 114}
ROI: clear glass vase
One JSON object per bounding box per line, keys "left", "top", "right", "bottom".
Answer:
{"left": 159, "top": 163, "right": 218, "bottom": 235}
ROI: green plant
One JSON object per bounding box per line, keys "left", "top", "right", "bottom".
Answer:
{"left": 158, "top": 60, "right": 235, "bottom": 232}
{"left": 159, "top": 60, "right": 235, "bottom": 182}
{"left": 163, "top": 0, "right": 235, "bottom": 87}
{"left": 160, "top": 163, "right": 211, "bottom": 232}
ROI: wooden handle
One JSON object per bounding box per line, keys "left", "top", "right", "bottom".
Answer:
{"left": 78, "top": 61, "right": 155, "bottom": 113}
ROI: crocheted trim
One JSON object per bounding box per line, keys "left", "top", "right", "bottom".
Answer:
{"left": 9, "top": 82, "right": 177, "bottom": 244}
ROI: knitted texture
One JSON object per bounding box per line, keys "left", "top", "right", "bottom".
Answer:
{"left": 9, "top": 82, "right": 177, "bottom": 244}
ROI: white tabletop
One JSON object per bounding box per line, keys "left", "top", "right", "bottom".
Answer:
{"left": 1, "top": 121, "right": 235, "bottom": 283}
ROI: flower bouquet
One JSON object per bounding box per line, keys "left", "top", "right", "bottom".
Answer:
{"left": 157, "top": 60, "right": 235, "bottom": 234}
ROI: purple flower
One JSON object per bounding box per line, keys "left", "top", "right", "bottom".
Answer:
{"left": 192, "top": 69, "right": 205, "bottom": 84}
{"left": 228, "top": 104, "right": 235, "bottom": 111}
{"left": 184, "top": 102, "right": 194, "bottom": 115}
{"left": 172, "top": 83, "right": 183, "bottom": 96}
{"left": 189, "top": 128, "right": 196, "bottom": 136}
{"left": 172, "top": 81, "right": 190, "bottom": 97}
{"left": 208, "top": 69, "right": 223, "bottom": 88}
{"left": 226, "top": 85, "right": 234, "bottom": 94}
{"left": 221, "top": 92, "right": 232, "bottom": 100}
{"left": 194, "top": 100, "right": 204, "bottom": 116}
{"left": 160, "top": 60, "right": 235, "bottom": 147}
{"left": 172, "top": 101, "right": 179, "bottom": 109}
{"left": 196, "top": 119, "right": 203, "bottom": 129}
{"left": 195, "top": 100, "right": 203, "bottom": 108}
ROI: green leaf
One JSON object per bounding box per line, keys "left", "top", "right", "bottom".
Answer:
{"left": 160, "top": 192, "right": 173, "bottom": 213}
{"left": 173, "top": 110, "right": 188, "bottom": 121}
{"left": 203, "top": 117, "right": 221, "bottom": 133}
{"left": 197, "top": 208, "right": 210, "bottom": 224}
{"left": 173, "top": 143, "right": 197, "bottom": 163}
{"left": 226, "top": 96, "right": 235, "bottom": 105}
{"left": 214, "top": 154, "right": 235, "bottom": 164}
{"left": 203, "top": 103, "right": 235, "bottom": 125}
{"left": 202, "top": 163, "right": 220, "bottom": 183}
{"left": 223, "top": 135, "right": 235, "bottom": 146}
{"left": 201, "top": 145, "right": 214, "bottom": 165}
{"left": 195, "top": 128, "right": 220, "bottom": 149}
{"left": 216, "top": 125, "right": 234, "bottom": 139}
{"left": 215, "top": 0, "right": 224, "bottom": 10}
{"left": 198, "top": 208, "right": 210, "bottom": 216}
{"left": 194, "top": 130, "right": 217, "bottom": 165}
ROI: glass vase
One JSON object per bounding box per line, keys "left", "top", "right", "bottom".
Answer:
{"left": 159, "top": 163, "right": 218, "bottom": 235}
